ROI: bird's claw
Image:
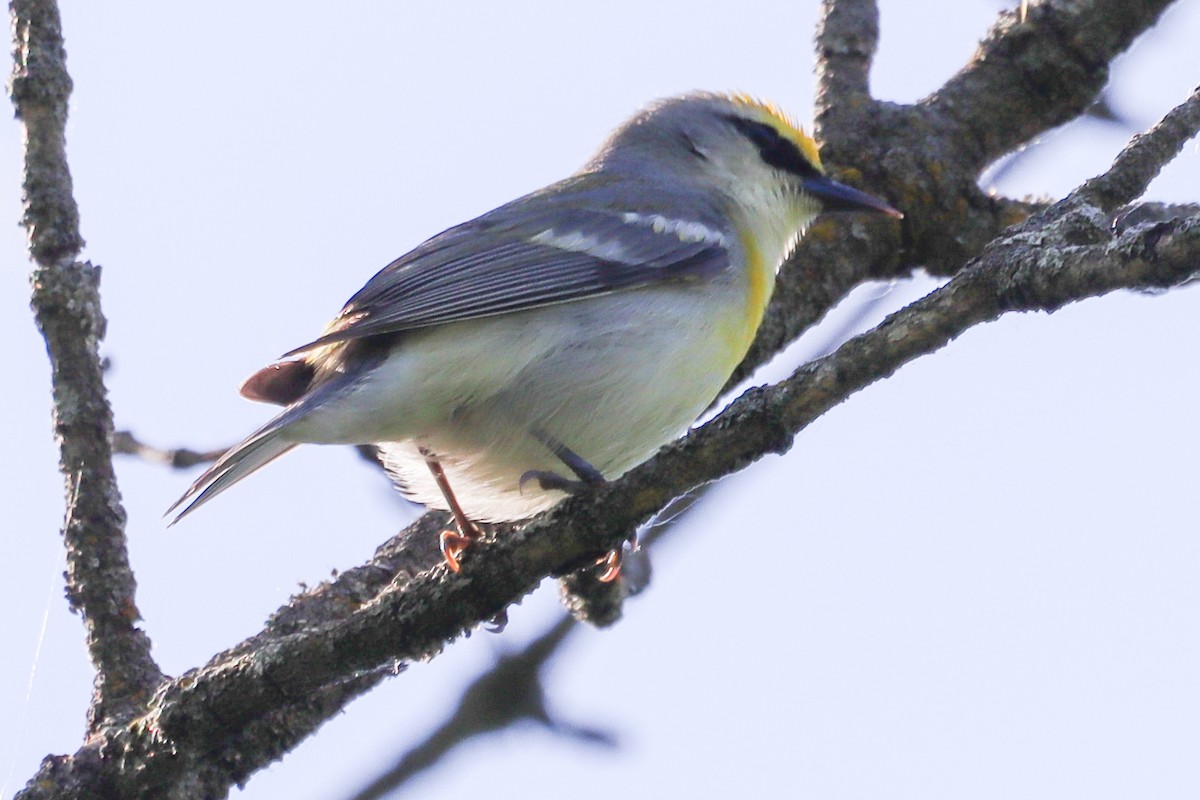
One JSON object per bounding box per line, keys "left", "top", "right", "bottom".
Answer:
{"left": 595, "top": 548, "right": 623, "bottom": 583}
{"left": 439, "top": 523, "right": 482, "bottom": 573}
{"left": 519, "top": 469, "right": 588, "bottom": 493}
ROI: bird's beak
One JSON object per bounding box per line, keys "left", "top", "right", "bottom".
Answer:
{"left": 804, "top": 175, "right": 903, "bottom": 219}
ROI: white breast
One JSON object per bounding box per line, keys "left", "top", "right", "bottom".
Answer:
{"left": 364, "top": 278, "right": 747, "bottom": 521}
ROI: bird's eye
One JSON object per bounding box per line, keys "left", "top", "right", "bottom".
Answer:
{"left": 681, "top": 132, "right": 707, "bottom": 160}
{"left": 724, "top": 115, "right": 820, "bottom": 179}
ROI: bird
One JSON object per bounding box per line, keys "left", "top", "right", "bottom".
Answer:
{"left": 168, "top": 91, "right": 901, "bottom": 574}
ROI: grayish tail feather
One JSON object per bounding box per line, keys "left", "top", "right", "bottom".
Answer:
{"left": 166, "top": 422, "right": 298, "bottom": 524}
{"left": 166, "top": 366, "right": 367, "bottom": 524}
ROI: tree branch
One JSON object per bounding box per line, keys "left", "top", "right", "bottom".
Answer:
{"left": 928, "top": 0, "right": 1177, "bottom": 172}
{"left": 344, "top": 615, "right": 614, "bottom": 800}
{"left": 10, "top": 0, "right": 162, "bottom": 731}
{"left": 739, "top": 0, "right": 1172, "bottom": 388}
{"left": 112, "top": 430, "right": 227, "bottom": 469}
{"left": 351, "top": 512, "right": 693, "bottom": 800}
{"left": 1078, "top": 83, "right": 1200, "bottom": 212}
{"left": 815, "top": 0, "right": 878, "bottom": 106}
{"left": 808, "top": 0, "right": 1177, "bottom": 281}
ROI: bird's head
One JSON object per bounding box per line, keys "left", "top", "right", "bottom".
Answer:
{"left": 591, "top": 92, "right": 901, "bottom": 225}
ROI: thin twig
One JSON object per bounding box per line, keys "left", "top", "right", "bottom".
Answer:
{"left": 112, "top": 430, "right": 227, "bottom": 469}
{"left": 1077, "top": 83, "right": 1200, "bottom": 212}
{"left": 815, "top": 0, "right": 879, "bottom": 109}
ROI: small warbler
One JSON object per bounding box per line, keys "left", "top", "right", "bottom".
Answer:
{"left": 169, "top": 92, "right": 900, "bottom": 572}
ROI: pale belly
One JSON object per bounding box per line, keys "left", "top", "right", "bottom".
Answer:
{"left": 346, "top": 279, "right": 758, "bottom": 521}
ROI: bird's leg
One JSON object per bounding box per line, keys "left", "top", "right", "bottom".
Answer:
{"left": 518, "top": 430, "right": 624, "bottom": 582}
{"left": 518, "top": 428, "right": 606, "bottom": 492}
{"left": 420, "top": 447, "right": 481, "bottom": 572}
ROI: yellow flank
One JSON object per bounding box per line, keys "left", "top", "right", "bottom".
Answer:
{"left": 714, "top": 224, "right": 774, "bottom": 366}
{"left": 742, "top": 227, "right": 774, "bottom": 340}
{"left": 727, "top": 92, "right": 825, "bottom": 174}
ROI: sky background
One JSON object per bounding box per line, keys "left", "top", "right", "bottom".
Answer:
{"left": 3, "top": 1, "right": 1200, "bottom": 798}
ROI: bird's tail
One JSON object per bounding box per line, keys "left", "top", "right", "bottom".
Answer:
{"left": 166, "top": 419, "right": 298, "bottom": 524}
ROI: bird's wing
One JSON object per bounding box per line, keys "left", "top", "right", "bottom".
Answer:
{"left": 283, "top": 180, "right": 731, "bottom": 356}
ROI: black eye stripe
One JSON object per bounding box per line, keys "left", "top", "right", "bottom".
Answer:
{"left": 724, "top": 115, "right": 821, "bottom": 179}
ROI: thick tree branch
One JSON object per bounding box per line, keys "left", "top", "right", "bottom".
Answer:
{"left": 928, "top": 0, "right": 1176, "bottom": 172}
{"left": 742, "top": 0, "right": 1162, "bottom": 388}
{"left": 10, "top": 0, "right": 162, "bottom": 730}
{"left": 809, "top": 0, "right": 1176, "bottom": 281}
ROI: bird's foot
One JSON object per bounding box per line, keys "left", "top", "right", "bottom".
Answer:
{"left": 595, "top": 548, "right": 623, "bottom": 583}
{"left": 526, "top": 429, "right": 607, "bottom": 490}
{"left": 594, "top": 530, "right": 640, "bottom": 583}
{"left": 519, "top": 469, "right": 595, "bottom": 494}
{"left": 439, "top": 520, "right": 483, "bottom": 573}
{"left": 519, "top": 457, "right": 606, "bottom": 495}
